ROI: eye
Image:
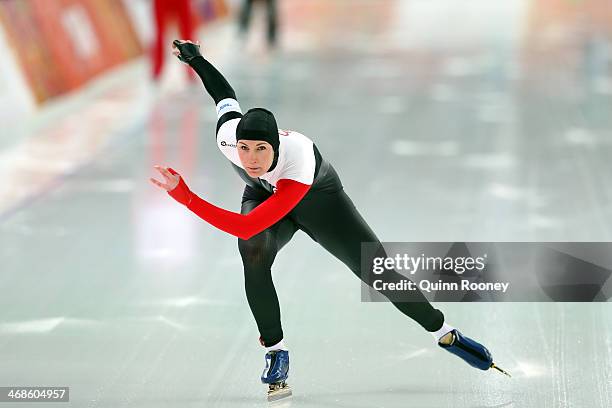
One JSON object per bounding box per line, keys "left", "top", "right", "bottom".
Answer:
{"left": 240, "top": 145, "right": 248, "bottom": 151}
{"left": 257, "top": 146, "right": 267, "bottom": 151}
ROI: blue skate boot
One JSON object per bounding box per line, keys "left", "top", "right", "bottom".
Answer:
{"left": 261, "top": 350, "right": 292, "bottom": 401}
{"left": 439, "top": 330, "right": 511, "bottom": 377}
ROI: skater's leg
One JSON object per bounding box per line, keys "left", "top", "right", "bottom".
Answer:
{"left": 238, "top": 195, "right": 298, "bottom": 347}
{"left": 291, "top": 185, "right": 505, "bottom": 373}
{"left": 176, "top": 0, "right": 196, "bottom": 80}
{"left": 239, "top": 0, "right": 254, "bottom": 34}
{"left": 176, "top": 0, "right": 193, "bottom": 40}
{"left": 292, "top": 188, "right": 444, "bottom": 332}
{"left": 151, "top": 0, "right": 168, "bottom": 79}
{"left": 265, "top": 0, "right": 278, "bottom": 45}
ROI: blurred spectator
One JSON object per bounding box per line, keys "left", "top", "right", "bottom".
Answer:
{"left": 152, "top": 0, "right": 195, "bottom": 80}
{"left": 239, "top": 0, "right": 278, "bottom": 46}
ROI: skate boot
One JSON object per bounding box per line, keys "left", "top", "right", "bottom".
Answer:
{"left": 261, "top": 350, "right": 292, "bottom": 401}
{"left": 439, "top": 330, "right": 511, "bottom": 377}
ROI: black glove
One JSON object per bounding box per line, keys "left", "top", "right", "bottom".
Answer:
{"left": 172, "top": 40, "right": 202, "bottom": 63}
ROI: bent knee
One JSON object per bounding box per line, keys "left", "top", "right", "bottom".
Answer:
{"left": 238, "top": 232, "right": 277, "bottom": 270}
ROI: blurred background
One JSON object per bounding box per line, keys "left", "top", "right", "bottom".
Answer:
{"left": 0, "top": 0, "right": 611, "bottom": 407}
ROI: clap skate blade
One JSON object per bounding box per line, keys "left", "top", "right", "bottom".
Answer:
{"left": 491, "top": 363, "right": 511, "bottom": 378}
{"left": 267, "top": 381, "right": 292, "bottom": 402}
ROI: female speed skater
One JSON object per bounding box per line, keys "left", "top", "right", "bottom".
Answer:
{"left": 150, "top": 40, "right": 509, "bottom": 401}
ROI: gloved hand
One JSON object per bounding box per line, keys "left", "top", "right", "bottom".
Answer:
{"left": 172, "top": 39, "right": 202, "bottom": 63}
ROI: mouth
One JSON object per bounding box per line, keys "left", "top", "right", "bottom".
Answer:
{"left": 246, "top": 166, "right": 260, "bottom": 173}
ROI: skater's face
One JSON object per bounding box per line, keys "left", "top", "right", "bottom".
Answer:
{"left": 237, "top": 140, "right": 274, "bottom": 177}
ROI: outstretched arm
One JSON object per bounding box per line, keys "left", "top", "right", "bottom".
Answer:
{"left": 172, "top": 40, "right": 243, "bottom": 130}
{"left": 150, "top": 166, "right": 311, "bottom": 241}
{"left": 172, "top": 40, "right": 236, "bottom": 103}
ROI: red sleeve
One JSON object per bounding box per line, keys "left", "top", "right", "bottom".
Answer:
{"left": 166, "top": 169, "right": 310, "bottom": 240}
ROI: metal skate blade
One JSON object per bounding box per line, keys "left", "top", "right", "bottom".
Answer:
{"left": 267, "top": 385, "right": 292, "bottom": 402}
{"left": 491, "top": 363, "right": 511, "bottom": 378}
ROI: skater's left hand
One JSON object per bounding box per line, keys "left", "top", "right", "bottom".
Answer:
{"left": 150, "top": 165, "right": 180, "bottom": 191}
{"left": 172, "top": 39, "right": 201, "bottom": 63}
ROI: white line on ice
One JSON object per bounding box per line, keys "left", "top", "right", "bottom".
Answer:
{"left": 0, "top": 317, "right": 100, "bottom": 334}
{"left": 136, "top": 296, "right": 230, "bottom": 308}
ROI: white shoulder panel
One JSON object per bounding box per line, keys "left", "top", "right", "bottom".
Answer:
{"left": 216, "top": 118, "right": 242, "bottom": 168}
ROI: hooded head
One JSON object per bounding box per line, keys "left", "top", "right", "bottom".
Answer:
{"left": 235, "top": 108, "right": 279, "bottom": 175}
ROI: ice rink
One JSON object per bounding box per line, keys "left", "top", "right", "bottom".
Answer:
{"left": 1, "top": 0, "right": 611, "bottom": 407}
